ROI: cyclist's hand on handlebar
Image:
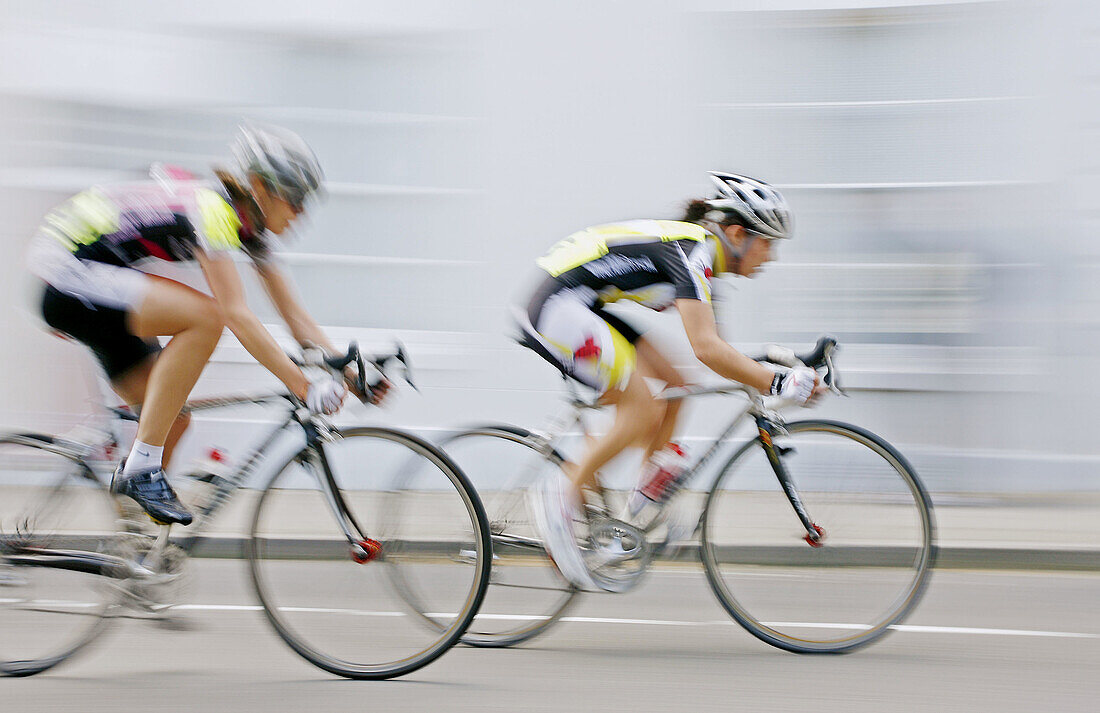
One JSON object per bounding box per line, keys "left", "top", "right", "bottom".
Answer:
{"left": 306, "top": 376, "right": 347, "bottom": 415}
{"left": 770, "top": 366, "right": 823, "bottom": 406}
{"left": 807, "top": 371, "right": 828, "bottom": 405}
{"left": 366, "top": 378, "right": 392, "bottom": 405}
{"left": 343, "top": 364, "right": 392, "bottom": 406}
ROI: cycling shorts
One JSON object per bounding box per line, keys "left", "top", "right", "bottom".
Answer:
{"left": 40, "top": 284, "right": 161, "bottom": 380}
{"left": 518, "top": 282, "right": 643, "bottom": 393}
{"left": 31, "top": 237, "right": 160, "bottom": 379}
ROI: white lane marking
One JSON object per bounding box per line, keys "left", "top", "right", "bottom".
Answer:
{"left": 174, "top": 604, "right": 263, "bottom": 612}
{"left": 0, "top": 598, "right": 98, "bottom": 609}
{"left": 561, "top": 616, "right": 703, "bottom": 626}
{"left": 758, "top": 621, "right": 1097, "bottom": 639}
{"left": 760, "top": 621, "right": 870, "bottom": 631}
{"left": 175, "top": 604, "right": 404, "bottom": 617}
{"left": 6, "top": 600, "right": 1098, "bottom": 640}
{"left": 470, "top": 613, "right": 549, "bottom": 621}
{"left": 890, "top": 624, "right": 1097, "bottom": 639}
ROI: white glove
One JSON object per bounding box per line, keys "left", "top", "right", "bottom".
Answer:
{"left": 305, "top": 377, "right": 347, "bottom": 415}
{"left": 770, "top": 367, "right": 817, "bottom": 405}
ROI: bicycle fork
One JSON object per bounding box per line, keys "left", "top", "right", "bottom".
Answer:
{"left": 303, "top": 445, "right": 382, "bottom": 564}
{"left": 756, "top": 417, "right": 825, "bottom": 547}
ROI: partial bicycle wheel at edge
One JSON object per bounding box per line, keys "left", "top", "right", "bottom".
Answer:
{"left": 0, "top": 434, "right": 121, "bottom": 676}
{"left": 700, "top": 420, "right": 934, "bottom": 654}
{"left": 247, "top": 426, "right": 491, "bottom": 679}
{"left": 436, "top": 425, "right": 578, "bottom": 647}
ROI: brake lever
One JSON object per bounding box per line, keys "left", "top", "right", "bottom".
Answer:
{"left": 823, "top": 350, "right": 847, "bottom": 397}
{"left": 368, "top": 341, "right": 419, "bottom": 393}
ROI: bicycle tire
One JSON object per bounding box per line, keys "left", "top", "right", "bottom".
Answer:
{"left": 435, "top": 425, "right": 578, "bottom": 647}
{"left": 0, "top": 433, "right": 120, "bottom": 676}
{"left": 700, "top": 419, "right": 935, "bottom": 654}
{"left": 247, "top": 426, "right": 491, "bottom": 679}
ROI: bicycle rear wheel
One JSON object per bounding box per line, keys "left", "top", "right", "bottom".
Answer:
{"left": 438, "top": 426, "right": 577, "bottom": 647}
{"left": 0, "top": 434, "right": 120, "bottom": 676}
{"left": 700, "top": 420, "right": 934, "bottom": 653}
{"left": 248, "top": 427, "right": 490, "bottom": 679}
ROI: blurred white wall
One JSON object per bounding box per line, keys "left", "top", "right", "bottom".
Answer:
{"left": 1, "top": 0, "right": 1097, "bottom": 492}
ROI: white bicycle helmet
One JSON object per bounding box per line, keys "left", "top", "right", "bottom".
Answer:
{"left": 705, "top": 171, "right": 792, "bottom": 240}
{"left": 233, "top": 123, "right": 325, "bottom": 209}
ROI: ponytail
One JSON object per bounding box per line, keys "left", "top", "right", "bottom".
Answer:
{"left": 214, "top": 169, "right": 265, "bottom": 231}
{"left": 681, "top": 199, "right": 710, "bottom": 223}
{"left": 681, "top": 198, "right": 751, "bottom": 230}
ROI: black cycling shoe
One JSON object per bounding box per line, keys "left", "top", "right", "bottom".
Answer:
{"left": 110, "top": 461, "right": 194, "bottom": 527}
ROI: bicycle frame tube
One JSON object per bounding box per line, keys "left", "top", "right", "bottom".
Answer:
{"left": 174, "top": 417, "right": 302, "bottom": 552}
{"left": 167, "top": 394, "right": 303, "bottom": 551}
{"left": 676, "top": 402, "right": 753, "bottom": 489}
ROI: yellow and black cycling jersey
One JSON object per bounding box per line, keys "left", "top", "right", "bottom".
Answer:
{"left": 534, "top": 219, "right": 719, "bottom": 311}
{"left": 38, "top": 179, "right": 273, "bottom": 269}
{"left": 516, "top": 220, "right": 722, "bottom": 393}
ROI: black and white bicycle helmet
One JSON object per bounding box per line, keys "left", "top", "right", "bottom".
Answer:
{"left": 233, "top": 123, "right": 325, "bottom": 209}
{"left": 705, "top": 171, "right": 792, "bottom": 240}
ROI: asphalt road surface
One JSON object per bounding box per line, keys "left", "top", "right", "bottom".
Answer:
{"left": 3, "top": 560, "right": 1098, "bottom": 713}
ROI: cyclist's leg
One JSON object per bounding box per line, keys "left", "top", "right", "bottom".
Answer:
{"left": 569, "top": 371, "right": 663, "bottom": 493}
{"left": 632, "top": 336, "right": 687, "bottom": 461}
{"left": 124, "top": 277, "right": 223, "bottom": 450}
{"left": 38, "top": 257, "right": 215, "bottom": 524}
{"left": 534, "top": 305, "right": 663, "bottom": 494}
{"left": 518, "top": 295, "right": 662, "bottom": 589}
{"left": 110, "top": 357, "right": 192, "bottom": 468}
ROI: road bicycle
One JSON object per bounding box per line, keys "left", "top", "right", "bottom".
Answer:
{"left": 0, "top": 343, "right": 491, "bottom": 679}
{"left": 431, "top": 336, "right": 935, "bottom": 652}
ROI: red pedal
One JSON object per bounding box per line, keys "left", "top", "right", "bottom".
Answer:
{"left": 803, "top": 523, "right": 825, "bottom": 548}
{"left": 351, "top": 539, "right": 382, "bottom": 563}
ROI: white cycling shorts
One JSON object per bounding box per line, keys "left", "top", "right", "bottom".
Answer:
{"left": 27, "top": 234, "right": 151, "bottom": 312}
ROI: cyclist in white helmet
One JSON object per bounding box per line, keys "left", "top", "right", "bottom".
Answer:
{"left": 516, "top": 172, "right": 825, "bottom": 591}
{"left": 27, "top": 124, "right": 381, "bottom": 526}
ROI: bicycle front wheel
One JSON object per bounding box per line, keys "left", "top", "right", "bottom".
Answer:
{"left": 438, "top": 426, "right": 578, "bottom": 647}
{"left": 248, "top": 427, "right": 490, "bottom": 680}
{"left": 0, "top": 434, "right": 120, "bottom": 676}
{"left": 700, "top": 420, "right": 934, "bottom": 653}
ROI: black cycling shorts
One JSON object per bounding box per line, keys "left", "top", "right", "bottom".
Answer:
{"left": 41, "top": 285, "right": 161, "bottom": 380}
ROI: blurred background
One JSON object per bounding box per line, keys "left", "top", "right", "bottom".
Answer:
{"left": 4, "top": 0, "right": 1098, "bottom": 496}
{"left": 2, "top": 0, "right": 1099, "bottom": 707}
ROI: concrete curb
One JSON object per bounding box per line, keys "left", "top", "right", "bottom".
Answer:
{"left": 178, "top": 536, "right": 1100, "bottom": 571}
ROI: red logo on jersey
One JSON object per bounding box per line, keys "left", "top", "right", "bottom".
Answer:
{"left": 574, "top": 337, "right": 602, "bottom": 360}
{"left": 704, "top": 267, "right": 713, "bottom": 279}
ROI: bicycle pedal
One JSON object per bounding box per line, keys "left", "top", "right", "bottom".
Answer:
{"left": 803, "top": 523, "right": 826, "bottom": 548}
{"left": 350, "top": 539, "right": 382, "bottom": 564}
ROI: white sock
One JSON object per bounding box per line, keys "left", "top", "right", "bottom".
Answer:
{"left": 124, "top": 441, "right": 164, "bottom": 476}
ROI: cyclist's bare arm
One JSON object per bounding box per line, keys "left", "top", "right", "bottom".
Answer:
{"left": 255, "top": 261, "right": 389, "bottom": 403}
{"left": 196, "top": 249, "right": 310, "bottom": 400}
{"left": 256, "top": 262, "right": 335, "bottom": 352}
{"left": 676, "top": 298, "right": 776, "bottom": 393}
